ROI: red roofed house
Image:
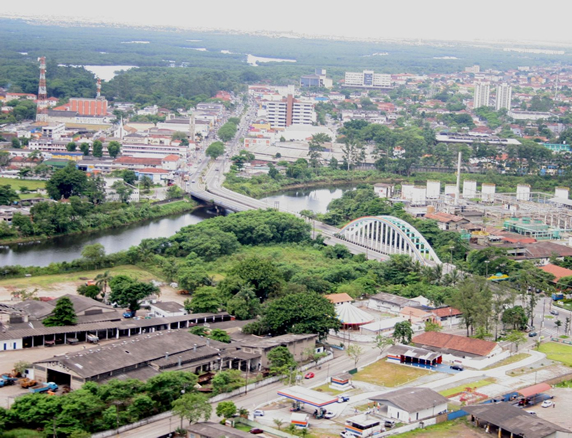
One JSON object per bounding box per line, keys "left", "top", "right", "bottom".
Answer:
{"left": 114, "top": 156, "right": 162, "bottom": 169}
{"left": 412, "top": 332, "right": 503, "bottom": 366}
{"left": 325, "top": 293, "right": 354, "bottom": 307}
{"left": 136, "top": 168, "right": 172, "bottom": 185}
{"left": 399, "top": 306, "right": 436, "bottom": 325}
{"left": 424, "top": 212, "right": 469, "bottom": 231}
{"left": 432, "top": 307, "right": 462, "bottom": 326}
{"left": 539, "top": 263, "right": 572, "bottom": 284}
{"left": 161, "top": 154, "right": 182, "bottom": 171}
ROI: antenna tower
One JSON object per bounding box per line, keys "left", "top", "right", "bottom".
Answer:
{"left": 96, "top": 78, "right": 101, "bottom": 99}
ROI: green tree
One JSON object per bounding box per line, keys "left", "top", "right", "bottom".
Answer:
{"left": 109, "top": 275, "right": 160, "bottom": 315}
{"left": 107, "top": 141, "right": 121, "bottom": 158}
{"left": 424, "top": 320, "right": 443, "bottom": 332}
{"left": 267, "top": 346, "right": 297, "bottom": 376}
{"left": 502, "top": 305, "right": 528, "bottom": 330}
{"left": 307, "top": 133, "right": 331, "bottom": 168}
{"left": 172, "top": 393, "right": 212, "bottom": 427}
{"left": 95, "top": 270, "right": 113, "bottom": 302}
{"left": 112, "top": 180, "right": 134, "bottom": 203}
{"left": 225, "top": 285, "right": 261, "bottom": 320}
{"left": 66, "top": 141, "right": 77, "bottom": 152}
{"left": 206, "top": 141, "right": 225, "bottom": 159}
{"left": 46, "top": 162, "right": 88, "bottom": 199}
{"left": 258, "top": 291, "right": 340, "bottom": 340}
{"left": 393, "top": 321, "right": 414, "bottom": 344}
{"left": 43, "top": 296, "right": 77, "bottom": 326}
{"left": 218, "top": 122, "right": 238, "bottom": 142}
{"left": 167, "top": 185, "right": 184, "bottom": 199}
{"left": 189, "top": 287, "right": 221, "bottom": 313}
{"left": 146, "top": 371, "right": 198, "bottom": 412}
{"left": 375, "top": 334, "right": 395, "bottom": 355}
{"left": 80, "top": 143, "right": 90, "bottom": 156}
{"left": 140, "top": 175, "right": 152, "bottom": 193}
{"left": 178, "top": 267, "right": 213, "bottom": 293}
{"left": 77, "top": 284, "right": 101, "bottom": 300}
{"left": 81, "top": 243, "right": 105, "bottom": 268}
{"left": 228, "top": 257, "right": 283, "bottom": 302}
{"left": 346, "top": 344, "right": 363, "bottom": 369}
{"left": 92, "top": 140, "right": 103, "bottom": 158}
{"left": 121, "top": 169, "right": 137, "bottom": 185}
{"left": 11, "top": 137, "right": 21, "bottom": 149}
{"left": 0, "top": 185, "right": 19, "bottom": 205}
{"left": 189, "top": 326, "right": 209, "bottom": 336}
{"left": 216, "top": 401, "right": 237, "bottom": 419}
{"left": 211, "top": 370, "right": 244, "bottom": 395}
{"left": 208, "top": 329, "right": 231, "bottom": 343}
{"left": 448, "top": 277, "right": 492, "bottom": 336}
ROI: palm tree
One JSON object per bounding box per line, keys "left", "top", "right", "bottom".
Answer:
{"left": 95, "top": 270, "right": 113, "bottom": 304}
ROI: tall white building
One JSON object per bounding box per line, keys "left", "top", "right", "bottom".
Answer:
{"left": 264, "top": 95, "right": 316, "bottom": 129}
{"left": 473, "top": 82, "right": 491, "bottom": 108}
{"left": 344, "top": 70, "right": 392, "bottom": 88}
{"left": 495, "top": 83, "right": 512, "bottom": 111}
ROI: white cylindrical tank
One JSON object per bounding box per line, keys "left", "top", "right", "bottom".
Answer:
{"left": 411, "top": 186, "right": 427, "bottom": 205}
{"left": 482, "top": 183, "right": 496, "bottom": 202}
{"left": 426, "top": 180, "right": 441, "bottom": 199}
{"left": 401, "top": 184, "right": 414, "bottom": 200}
{"left": 555, "top": 187, "right": 569, "bottom": 200}
{"left": 463, "top": 180, "right": 477, "bottom": 198}
{"left": 516, "top": 184, "right": 530, "bottom": 201}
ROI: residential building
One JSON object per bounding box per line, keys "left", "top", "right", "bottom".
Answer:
{"left": 412, "top": 331, "right": 503, "bottom": 360}
{"left": 264, "top": 95, "right": 315, "bottom": 128}
{"left": 496, "top": 83, "right": 512, "bottom": 110}
{"left": 325, "top": 293, "right": 354, "bottom": 306}
{"left": 148, "top": 301, "right": 187, "bottom": 318}
{"left": 300, "top": 69, "right": 333, "bottom": 88}
{"left": 424, "top": 212, "right": 470, "bottom": 231}
{"left": 399, "top": 306, "right": 436, "bottom": 325}
{"left": 473, "top": 82, "right": 491, "bottom": 108}
{"left": 370, "top": 387, "right": 448, "bottom": 423}
{"left": 344, "top": 70, "right": 392, "bottom": 89}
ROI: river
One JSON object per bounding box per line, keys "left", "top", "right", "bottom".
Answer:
{"left": 0, "top": 187, "right": 349, "bottom": 267}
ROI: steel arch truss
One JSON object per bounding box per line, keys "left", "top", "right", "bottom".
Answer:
{"left": 338, "top": 216, "right": 442, "bottom": 265}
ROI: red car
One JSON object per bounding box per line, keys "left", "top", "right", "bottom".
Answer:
{"left": 305, "top": 372, "right": 315, "bottom": 379}
{"left": 249, "top": 428, "right": 264, "bottom": 434}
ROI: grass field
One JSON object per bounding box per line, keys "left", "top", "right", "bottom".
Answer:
{"left": 353, "top": 360, "right": 433, "bottom": 387}
{"left": 439, "top": 378, "right": 496, "bottom": 397}
{"left": 0, "top": 178, "right": 46, "bottom": 191}
{"left": 537, "top": 342, "right": 572, "bottom": 366}
{"left": 483, "top": 353, "right": 530, "bottom": 370}
{"left": 312, "top": 383, "right": 346, "bottom": 395}
{"left": 0, "top": 265, "right": 158, "bottom": 291}
{"left": 396, "top": 420, "right": 487, "bottom": 437}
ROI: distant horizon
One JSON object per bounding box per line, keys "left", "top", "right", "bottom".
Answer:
{"left": 2, "top": 0, "right": 572, "bottom": 47}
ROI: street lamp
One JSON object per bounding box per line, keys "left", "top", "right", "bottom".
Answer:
{"left": 485, "top": 260, "right": 490, "bottom": 278}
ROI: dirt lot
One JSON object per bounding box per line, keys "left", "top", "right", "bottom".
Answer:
{"left": 399, "top": 420, "right": 489, "bottom": 437}
{"left": 0, "top": 265, "right": 187, "bottom": 305}
{"left": 529, "top": 387, "right": 572, "bottom": 430}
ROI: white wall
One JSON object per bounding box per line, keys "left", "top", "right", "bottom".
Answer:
{"left": 387, "top": 403, "right": 447, "bottom": 423}
{"left": 1, "top": 339, "right": 22, "bottom": 351}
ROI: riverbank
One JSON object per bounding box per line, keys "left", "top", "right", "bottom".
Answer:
{"left": 0, "top": 199, "right": 199, "bottom": 246}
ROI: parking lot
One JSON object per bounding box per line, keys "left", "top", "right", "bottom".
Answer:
{"left": 529, "top": 387, "right": 572, "bottom": 430}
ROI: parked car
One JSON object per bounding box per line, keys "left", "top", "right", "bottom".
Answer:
{"left": 304, "top": 372, "right": 315, "bottom": 379}
{"left": 253, "top": 409, "right": 264, "bottom": 417}
{"left": 550, "top": 309, "right": 559, "bottom": 316}
{"left": 384, "top": 420, "right": 396, "bottom": 428}
{"left": 249, "top": 428, "right": 264, "bottom": 434}
{"left": 526, "top": 411, "right": 537, "bottom": 415}
{"left": 450, "top": 364, "right": 464, "bottom": 371}
{"left": 338, "top": 396, "right": 350, "bottom": 403}
{"left": 340, "top": 432, "right": 358, "bottom": 438}
{"left": 324, "top": 411, "right": 335, "bottom": 419}
{"left": 541, "top": 400, "right": 553, "bottom": 408}
{"left": 528, "top": 332, "right": 538, "bottom": 338}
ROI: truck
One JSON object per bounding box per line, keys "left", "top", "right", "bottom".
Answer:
{"left": 552, "top": 293, "right": 564, "bottom": 301}
{"left": 28, "top": 382, "right": 58, "bottom": 394}
{"left": 0, "top": 375, "right": 17, "bottom": 387}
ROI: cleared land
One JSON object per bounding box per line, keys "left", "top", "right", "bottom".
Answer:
{"left": 538, "top": 342, "right": 572, "bottom": 367}
{"left": 353, "top": 360, "right": 433, "bottom": 387}
{"left": 439, "top": 378, "right": 496, "bottom": 397}
{"left": 0, "top": 178, "right": 46, "bottom": 191}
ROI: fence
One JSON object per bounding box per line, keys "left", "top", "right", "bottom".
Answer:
{"left": 447, "top": 409, "right": 468, "bottom": 421}
{"left": 236, "top": 418, "right": 297, "bottom": 438}
{"left": 380, "top": 418, "right": 437, "bottom": 436}
{"left": 92, "top": 411, "right": 173, "bottom": 438}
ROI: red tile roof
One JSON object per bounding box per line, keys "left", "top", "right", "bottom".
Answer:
{"left": 412, "top": 331, "right": 497, "bottom": 357}
{"left": 432, "top": 307, "right": 462, "bottom": 318}
{"left": 425, "top": 212, "right": 467, "bottom": 223}
{"left": 325, "top": 293, "right": 354, "bottom": 304}
{"left": 162, "top": 154, "right": 180, "bottom": 162}
{"left": 539, "top": 263, "right": 572, "bottom": 282}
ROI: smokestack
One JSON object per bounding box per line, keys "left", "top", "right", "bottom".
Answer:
{"left": 455, "top": 151, "right": 462, "bottom": 206}
{"left": 96, "top": 78, "right": 101, "bottom": 99}
{"left": 37, "top": 57, "right": 47, "bottom": 111}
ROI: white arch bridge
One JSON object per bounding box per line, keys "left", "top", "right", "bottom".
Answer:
{"left": 336, "top": 216, "right": 442, "bottom": 266}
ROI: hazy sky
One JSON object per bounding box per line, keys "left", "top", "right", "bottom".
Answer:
{"left": 2, "top": 0, "right": 571, "bottom": 44}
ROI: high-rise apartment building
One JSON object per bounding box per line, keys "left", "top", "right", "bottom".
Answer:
{"left": 344, "top": 70, "right": 392, "bottom": 89}
{"left": 300, "top": 69, "right": 333, "bottom": 88}
{"left": 496, "top": 83, "right": 512, "bottom": 111}
{"left": 473, "top": 82, "right": 491, "bottom": 108}
{"left": 265, "top": 95, "right": 316, "bottom": 128}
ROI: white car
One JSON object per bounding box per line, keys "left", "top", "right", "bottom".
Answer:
{"left": 253, "top": 409, "right": 265, "bottom": 417}
{"left": 324, "top": 411, "right": 335, "bottom": 419}
{"left": 541, "top": 400, "right": 553, "bottom": 408}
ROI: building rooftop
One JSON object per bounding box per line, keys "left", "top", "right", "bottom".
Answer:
{"left": 370, "top": 292, "right": 420, "bottom": 308}
{"left": 151, "top": 301, "right": 185, "bottom": 313}
{"left": 370, "top": 387, "right": 447, "bottom": 413}
{"left": 187, "top": 422, "right": 252, "bottom": 438}
{"left": 432, "top": 307, "right": 462, "bottom": 318}
{"left": 412, "top": 332, "right": 497, "bottom": 357}
{"left": 463, "top": 403, "right": 569, "bottom": 438}
{"left": 325, "top": 293, "right": 354, "bottom": 304}
{"left": 539, "top": 263, "right": 572, "bottom": 282}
